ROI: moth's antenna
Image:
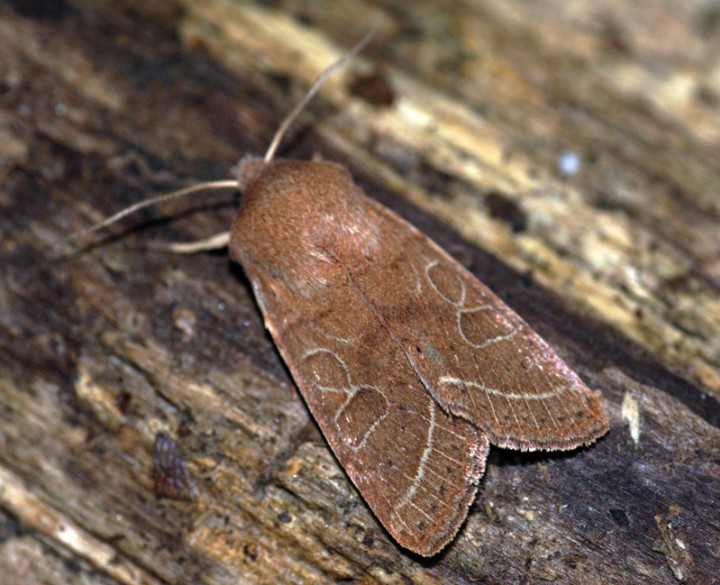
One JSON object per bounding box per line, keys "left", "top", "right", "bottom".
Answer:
{"left": 263, "top": 28, "right": 376, "bottom": 164}
{"left": 71, "top": 29, "right": 375, "bottom": 241}
{"left": 69, "top": 180, "right": 238, "bottom": 240}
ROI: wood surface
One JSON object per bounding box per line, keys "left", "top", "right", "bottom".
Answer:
{"left": 1, "top": 1, "right": 719, "bottom": 583}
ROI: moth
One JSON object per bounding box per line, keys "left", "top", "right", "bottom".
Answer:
{"left": 80, "top": 32, "right": 608, "bottom": 556}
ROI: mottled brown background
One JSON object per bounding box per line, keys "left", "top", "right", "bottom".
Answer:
{"left": 1, "top": 1, "right": 719, "bottom": 583}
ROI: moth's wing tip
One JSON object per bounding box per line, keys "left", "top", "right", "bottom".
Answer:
{"left": 388, "top": 432, "right": 489, "bottom": 557}
{"left": 483, "top": 403, "right": 610, "bottom": 452}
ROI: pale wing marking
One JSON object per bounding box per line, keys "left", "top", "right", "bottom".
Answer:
{"left": 424, "top": 259, "right": 520, "bottom": 350}
{"left": 399, "top": 398, "right": 435, "bottom": 502}
{"left": 438, "top": 377, "right": 568, "bottom": 401}
{"left": 301, "top": 347, "right": 389, "bottom": 451}
{"left": 440, "top": 376, "right": 583, "bottom": 432}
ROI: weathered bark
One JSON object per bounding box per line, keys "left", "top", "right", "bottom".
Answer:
{"left": 1, "top": 1, "right": 718, "bottom": 584}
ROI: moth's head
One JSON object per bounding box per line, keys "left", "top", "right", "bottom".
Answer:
{"left": 233, "top": 155, "right": 267, "bottom": 193}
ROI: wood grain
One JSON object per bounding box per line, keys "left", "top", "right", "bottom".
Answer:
{"left": 1, "top": 0, "right": 718, "bottom": 583}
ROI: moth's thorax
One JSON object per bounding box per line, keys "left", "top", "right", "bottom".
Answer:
{"left": 229, "top": 156, "right": 382, "bottom": 295}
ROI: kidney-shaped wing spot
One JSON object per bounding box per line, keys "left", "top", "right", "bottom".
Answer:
{"left": 302, "top": 347, "right": 389, "bottom": 451}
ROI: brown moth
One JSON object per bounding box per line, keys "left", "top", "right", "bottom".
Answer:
{"left": 80, "top": 33, "right": 608, "bottom": 556}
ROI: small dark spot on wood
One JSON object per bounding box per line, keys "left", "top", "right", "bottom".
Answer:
{"left": 397, "top": 24, "right": 423, "bottom": 42}
{"left": 697, "top": 4, "right": 720, "bottom": 38}
{"left": 565, "top": 552, "right": 583, "bottom": 569}
{"left": 296, "top": 13, "right": 312, "bottom": 26}
{"left": 349, "top": 71, "right": 395, "bottom": 106}
{"left": 267, "top": 72, "right": 292, "bottom": 95}
{"left": 522, "top": 270, "right": 534, "bottom": 288}
{"left": 485, "top": 192, "right": 527, "bottom": 233}
{"left": 0, "top": 511, "right": 22, "bottom": 544}
{"left": 243, "top": 543, "right": 259, "bottom": 561}
{"left": 609, "top": 508, "right": 630, "bottom": 527}
{"left": 278, "top": 511, "right": 292, "bottom": 524}
{"left": 599, "top": 16, "right": 633, "bottom": 55}
{"left": 153, "top": 432, "right": 197, "bottom": 501}
{"left": 339, "top": 500, "right": 357, "bottom": 515}
{"left": 7, "top": 0, "right": 72, "bottom": 20}
{"left": 695, "top": 84, "right": 719, "bottom": 106}
{"left": 593, "top": 189, "right": 630, "bottom": 213}
{"left": 115, "top": 391, "right": 132, "bottom": 414}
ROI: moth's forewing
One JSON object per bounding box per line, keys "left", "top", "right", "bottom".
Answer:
{"left": 358, "top": 198, "right": 609, "bottom": 451}
{"left": 244, "top": 251, "right": 489, "bottom": 556}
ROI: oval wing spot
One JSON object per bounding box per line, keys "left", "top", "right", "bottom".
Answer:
{"left": 301, "top": 347, "right": 352, "bottom": 392}
{"left": 425, "top": 260, "right": 467, "bottom": 305}
{"left": 424, "top": 260, "right": 518, "bottom": 350}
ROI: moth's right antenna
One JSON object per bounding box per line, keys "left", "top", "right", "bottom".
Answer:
{"left": 69, "top": 29, "right": 377, "bottom": 245}
{"left": 263, "top": 28, "right": 376, "bottom": 164}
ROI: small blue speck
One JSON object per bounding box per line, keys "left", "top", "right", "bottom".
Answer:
{"left": 558, "top": 151, "right": 581, "bottom": 177}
